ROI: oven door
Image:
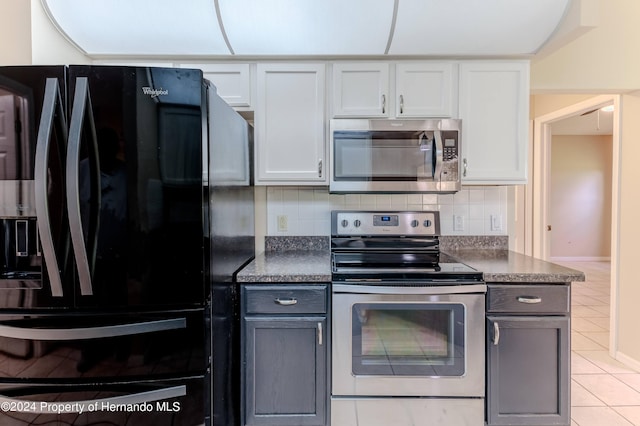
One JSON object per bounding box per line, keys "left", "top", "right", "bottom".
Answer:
{"left": 332, "top": 283, "right": 485, "bottom": 397}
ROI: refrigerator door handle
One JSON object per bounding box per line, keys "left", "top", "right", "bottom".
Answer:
{"left": 34, "top": 78, "right": 67, "bottom": 298}
{"left": 67, "top": 77, "right": 100, "bottom": 296}
{"left": 0, "top": 317, "right": 186, "bottom": 340}
{"left": 0, "top": 385, "right": 186, "bottom": 413}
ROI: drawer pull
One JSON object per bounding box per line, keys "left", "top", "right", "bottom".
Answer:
{"left": 493, "top": 321, "right": 500, "bottom": 346}
{"left": 274, "top": 298, "right": 298, "bottom": 306}
{"left": 318, "top": 322, "right": 323, "bottom": 346}
{"left": 517, "top": 296, "right": 542, "bottom": 304}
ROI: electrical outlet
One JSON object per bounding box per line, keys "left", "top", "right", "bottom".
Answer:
{"left": 454, "top": 215, "right": 464, "bottom": 232}
{"left": 491, "top": 214, "right": 502, "bottom": 231}
{"left": 277, "top": 215, "right": 288, "bottom": 232}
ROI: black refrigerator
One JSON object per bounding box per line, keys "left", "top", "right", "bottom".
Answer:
{"left": 0, "top": 65, "right": 254, "bottom": 425}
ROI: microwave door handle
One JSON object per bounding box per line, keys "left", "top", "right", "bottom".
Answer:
{"left": 67, "top": 77, "right": 100, "bottom": 296}
{"left": 34, "top": 78, "right": 67, "bottom": 298}
{"left": 433, "top": 131, "right": 444, "bottom": 181}
{"left": 417, "top": 132, "right": 432, "bottom": 179}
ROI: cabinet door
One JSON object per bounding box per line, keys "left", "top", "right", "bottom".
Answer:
{"left": 395, "top": 62, "right": 454, "bottom": 117}
{"left": 244, "top": 317, "right": 327, "bottom": 426}
{"left": 332, "top": 62, "right": 389, "bottom": 117}
{"left": 181, "top": 63, "right": 252, "bottom": 108}
{"left": 458, "top": 61, "right": 529, "bottom": 184}
{"left": 486, "top": 316, "right": 570, "bottom": 426}
{"left": 256, "top": 63, "right": 326, "bottom": 184}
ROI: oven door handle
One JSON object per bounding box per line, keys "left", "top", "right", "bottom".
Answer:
{"left": 332, "top": 283, "right": 486, "bottom": 295}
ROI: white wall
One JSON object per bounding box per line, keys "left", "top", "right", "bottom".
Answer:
{"left": 265, "top": 186, "right": 508, "bottom": 237}
{"left": 0, "top": 0, "right": 31, "bottom": 65}
{"left": 617, "top": 91, "right": 640, "bottom": 368}
{"left": 531, "top": 0, "right": 640, "bottom": 367}
{"left": 532, "top": 0, "right": 640, "bottom": 92}
{"left": 549, "top": 135, "right": 612, "bottom": 259}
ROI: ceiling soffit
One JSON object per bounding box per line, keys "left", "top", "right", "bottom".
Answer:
{"left": 42, "top": 0, "right": 572, "bottom": 57}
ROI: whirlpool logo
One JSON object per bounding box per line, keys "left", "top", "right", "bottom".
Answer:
{"left": 142, "top": 87, "right": 169, "bottom": 98}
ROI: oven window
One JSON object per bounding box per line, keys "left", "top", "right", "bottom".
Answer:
{"left": 351, "top": 303, "right": 465, "bottom": 376}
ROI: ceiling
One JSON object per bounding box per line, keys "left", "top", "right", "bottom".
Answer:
{"left": 42, "top": 0, "right": 573, "bottom": 57}
{"left": 550, "top": 108, "right": 614, "bottom": 136}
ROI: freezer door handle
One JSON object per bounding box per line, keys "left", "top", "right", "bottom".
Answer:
{"left": 34, "top": 78, "right": 67, "bottom": 298}
{"left": 0, "top": 317, "right": 186, "bottom": 340}
{"left": 67, "top": 77, "right": 100, "bottom": 296}
{"left": 0, "top": 385, "right": 186, "bottom": 413}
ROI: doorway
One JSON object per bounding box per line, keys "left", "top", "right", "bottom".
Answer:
{"left": 531, "top": 94, "right": 621, "bottom": 356}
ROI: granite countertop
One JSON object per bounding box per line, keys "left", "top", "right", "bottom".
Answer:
{"left": 444, "top": 249, "right": 586, "bottom": 283}
{"left": 236, "top": 250, "right": 331, "bottom": 283}
{"left": 236, "top": 236, "right": 586, "bottom": 284}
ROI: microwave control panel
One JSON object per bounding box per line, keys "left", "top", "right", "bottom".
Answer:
{"left": 442, "top": 130, "right": 459, "bottom": 161}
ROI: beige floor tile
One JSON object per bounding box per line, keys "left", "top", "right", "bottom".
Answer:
{"left": 572, "top": 317, "right": 607, "bottom": 333}
{"left": 572, "top": 352, "right": 607, "bottom": 374}
{"left": 572, "top": 332, "right": 607, "bottom": 351}
{"left": 576, "top": 351, "right": 640, "bottom": 374}
{"left": 571, "top": 406, "right": 634, "bottom": 425}
{"left": 581, "top": 331, "right": 610, "bottom": 349}
{"left": 572, "top": 295, "right": 608, "bottom": 306}
{"left": 584, "top": 317, "right": 611, "bottom": 331}
{"left": 591, "top": 304, "right": 612, "bottom": 315}
{"left": 572, "top": 379, "right": 606, "bottom": 407}
{"left": 573, "top": 374, "right": 640, "bottom": 406}
{"left": 615, "top": 375, "right": 640, "bottom": 393}
{"left": 613, "top": 406, "right": 640, "bottom": 425}
{"left": 572, "top": 305, "right": 609, "bottom": 318}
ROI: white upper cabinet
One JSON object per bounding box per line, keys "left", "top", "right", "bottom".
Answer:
{"left": 179, "top": 63, "right": 252, "bottom": 108}
{"left": 332, "top": 63, "right": 390, "bottom": 117}
{"left": 458, "top": 61, "right": 530, "bottom": 184}
{"left": 395, "top": 62, "right": 455, "bottom": 118}
{"left": 332, "top": 62, "right": 454, "bottom": 118}
{"left": 255, "top": 64, "right": 327, "bottom": 185}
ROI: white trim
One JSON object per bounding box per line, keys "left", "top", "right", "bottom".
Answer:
{"left": 549, "top": 256, "right": 611, "bottom": 262}
{"left": 531, "top": 94, "right": 621, "bottom": 357}
{"left": 613, "top": 351, "right": 640, "bottom": 373}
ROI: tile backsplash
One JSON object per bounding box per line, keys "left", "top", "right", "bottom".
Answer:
{"left": 266, "top": 186, "right": 508, "bottom": 236}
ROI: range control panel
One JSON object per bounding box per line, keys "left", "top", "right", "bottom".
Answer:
{"left": 331, "top": 211, "right": 440, "bottom": 236}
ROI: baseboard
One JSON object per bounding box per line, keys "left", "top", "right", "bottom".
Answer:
{"left": 614, "top": 351, "right": 640, "bottom": 373}
{"left": 549, "top": 256, "right": 611, "bottom": 262}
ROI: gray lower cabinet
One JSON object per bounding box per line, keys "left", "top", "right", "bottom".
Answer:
{"left": 486, "top": 284, "right": 570, "bottom": 426}
{"left": 242, "top": 284, "right": 328, "bottom": 426}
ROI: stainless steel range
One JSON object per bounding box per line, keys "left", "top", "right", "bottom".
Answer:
{"left": 330, "top": 211, "right": 486, "bottom": 426}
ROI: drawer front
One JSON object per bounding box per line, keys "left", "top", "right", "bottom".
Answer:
{"left": 244, "top": 285, "right": 327, "bottom": 314}
{"left": 487, "top": 285, "right": 569, "bottom": 314}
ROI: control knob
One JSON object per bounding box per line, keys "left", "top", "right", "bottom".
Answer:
{"left": 353, "top": 219, "right": 362, "bottom": 228}
{"left": 423, "top": 219, "right": 432, "bottom": 228}
{"left": 341, "top": 219, "right": 349, "bottom": 228}
{"left": 410, "top": 219, "right": 420, "bottom": 228}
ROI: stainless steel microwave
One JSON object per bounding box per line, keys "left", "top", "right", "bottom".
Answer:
{"left": 329, "top": 119, "right": 462, "bottom": 193}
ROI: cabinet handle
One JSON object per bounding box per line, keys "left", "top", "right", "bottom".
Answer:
{"left": 463, "top": 158, "right": 468, "bottom": 177}
{"left": 274, "top": 298, "right": 298, "bottom": 306}
{"left": 399, "top": 94, "right": 404, "bottom": 114}
{"left": 382, "top": 94, "right": 386, "bottom": 114}
{"left": 317, "top": 322, "right": 323, "bottom": 346}
{"left": 318, "top": 159, "right": 323, "bottom": 178}
{"left": 517, "top": 296, "right": 542, "bottom": 304}
{"left": 493, "top": 321, "right": 500, "bottom": 346}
